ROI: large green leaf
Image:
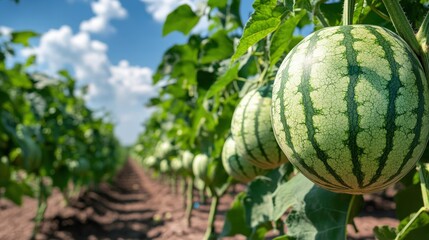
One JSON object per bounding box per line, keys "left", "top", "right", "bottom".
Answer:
{"left": 205, "top": 63, "right": 239, "bottom": 99}
{"left": 231, "top": 0, "right": 286, "bottom": 62}
{"left": 272, "top": 174, "right": 362, "bottom": 240}
{"left": 269, "top": 10, "right": 306, "bottom": 67}
{"left": 244, "top": 164, "right": 292, "bottom": 228}
{"left": 221, "top": 192, "right": 252, "bottom": 237}
{"left": 200, "top": 30, "right": 234, "bottom": 64}
{"left": 162, "top": 4, "right": 200, "bottom": 36}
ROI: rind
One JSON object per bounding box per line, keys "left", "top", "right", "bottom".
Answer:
{"left": 231, "top": 85, "right": 289, "bottom": 169}
{"left": 222, "top": 137, "right": 267, "bottom": 183}
{"left": 272, "top": 25, "right": 429, "bottom": 194}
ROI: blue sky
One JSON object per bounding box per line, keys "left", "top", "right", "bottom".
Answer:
{"left": 0, "top": 0, "right": 255, "bottom": 145}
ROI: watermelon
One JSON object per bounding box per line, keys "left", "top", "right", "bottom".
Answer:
{"left": 222, "top": 137, "right": 267, "bottom": 183}
{"left": 271, "top": 25, "right": 429, "bottom": 194}
{"left": 181, "top": 150, "right": 194, "bottom": 172}
{"left": 192, "top": 154, "right": 211, "bottom": 183}
{"left": 231, "top": 84, "right": 288, "bottom": 169}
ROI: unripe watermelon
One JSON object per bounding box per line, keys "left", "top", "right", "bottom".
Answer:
{"left": 222, "top": 137, "right": 267, "bottom": 183}
{"left": 144, "top": 156, "right": 157, "bottom": 168}
{"left": 231, "top": 84, "right": 288, "bottom": 169}
{"left": 181, "top": 150, "right": 194, "bottom": 171}
{"left": 272, "top": 25, "right": 429, "bottom": 194}
{"left": 160, "top": 159, "right": 170, "bottom": 173}
{"left": 192, "top": 154, "right": 210, "bottom": 183}
{"left": 170, "top": 157, "right": 183, "bottom": 172}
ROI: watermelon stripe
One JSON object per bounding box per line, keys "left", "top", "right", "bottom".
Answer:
{"left": 365, "top": 26, "right": 401, "bottom": 187}
{"left": 240, "top": 90, "right": 259, "bottom": 163}
{"left": 299, "top": 32, "right": 352, "bottom": 189}
{"left": 383, "top": 45, "right": 425, "bottom": 184}
{"left": 277, "top": 34, "right": 345, "bottom": 189}
{"left": 231, "top": 155, "right": 250, "bottom": 179}
{"left": 254, "top": 87, "right": 273, "bottom": 164}
{"left": 342, "top": 26, "right": 365, "bottom": 187}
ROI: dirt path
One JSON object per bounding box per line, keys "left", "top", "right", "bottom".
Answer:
{"left": 0, "top": 160, "right": 398, "bottom": 240}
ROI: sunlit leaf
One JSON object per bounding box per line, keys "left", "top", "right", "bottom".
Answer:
{"left": 162, "top": 4, "right": 200, "bottom": 36}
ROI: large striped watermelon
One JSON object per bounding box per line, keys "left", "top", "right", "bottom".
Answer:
{"left": 272, "top": 25, "right": 429, "bottom": 194}
{"left": 231, "top": 85, "right": 288, "bottom": 169}
{"left": 222, "top": 137, "right": 267, "bottom": 183}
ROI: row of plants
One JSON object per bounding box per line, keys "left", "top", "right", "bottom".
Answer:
{"left": 0, "top": 29, "right": 125, "bottom": 237}
{"left": 134, "top": 0, "right": 429, "bottom": 239}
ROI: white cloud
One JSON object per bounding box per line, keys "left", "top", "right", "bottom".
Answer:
{"left": 80, "top": 0, "right": 127, "bottom": 34}
{"left": 0, "top": 26, "right": 12, "bottom": 37}
{"left": 108, "top": 60, "right": 156, "bottom": 144}
{"left": 26, "top": 24, "right": 156, "bottom": 145}
{"left": 140, "top": 0, "right": 209, "bottom": 34}
{"left": 140, "top": 0, "right": 196, "bottom": 22}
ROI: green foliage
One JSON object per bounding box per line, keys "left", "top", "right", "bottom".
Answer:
{"left": 221, "top": 192, "right": 252, "bottom": 237}
{"left": 272, "top": 174, "right": 363, "bottom": 239}
{"left": 11, "top": 31, "right": 39, "bottom": 46}
{"left": 373, "top": 226, "right": 397, "bottom": 240}
{"left": 0, "top": 30, "right": 124, "bottom": 206}
{"left": 134, "top": 0, "right": 429, "bottom": 239}
{"left": 162, "top": 4, "right": 200, "bottom": 36}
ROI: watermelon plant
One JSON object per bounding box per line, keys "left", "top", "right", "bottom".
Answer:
{"left": 0, "top": 23, "right": 125, "bottom": 237}
{"left": 133, "top": 0, "right": 429, "bottom": 239}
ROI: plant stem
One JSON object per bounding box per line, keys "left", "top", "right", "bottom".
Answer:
{"left": 185, "top": 176, "right": 194, "bottom": 227}
{"left": 31, "top": 178, "right": 47, "bottom": 240}
{"left": 203, "top": 195, "right": 219, "bottom": 240}
{"left": 418, "top": 162, "right": 429, "bottom": 209}
{"left": 369, "top": 5, "right": 390, "bottom": 22}
{"left": 417, "top": 13, "right": 429, "bottom": 81}
{"left": 342, "top": 0, "right": 355, "bottom": 25}
{"left": 381, "top": 0, "right": 421, "bottom": 55}
{"left": 315, "top": 8, "right": 330, "bottom": 27}
{"left": 395, "top": 207, "right": 427, "bottom": 240}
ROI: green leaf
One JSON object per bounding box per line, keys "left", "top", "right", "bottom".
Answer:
{"left": 397, "top": 211, "right": 429, "bottom": 240}
{"left": 205, "top": 63, "right": 239, "bottom": 98}
{"left": 231, "top": 0, "right": 286, "bottom": 62}
{"left": 283, "top": 0, "right": 295, "bottom": 12}
{"left": 11, "top": 31, "right": 38, "bottom": 47}
{"left": 200, "top": 30, "right": 234, "bottom": 64}
{"left": 373, "top": 226, "right": 397, "bottom": 240}
{"left": 244, "top": 164, "right": 291, "bottom": 227}
{"left": 207, "top": 159, "right": 231, "bottom": 197}
{"left": 24, "top": 55, "right": 36, "bottom": 68}
{"left": 269, "top": 10, "right": 306, "bottom": 67}
{"left": 162, "top": 4, "right": 200, "bottom": 36}
{"left": 221, "top": 192, "right": 252, "bottom": 237}
{"left": 5, "top": 181, "right": 24, "bottom": 205}
{"left": 208, "top": 0, "right": 227, "bottom": 8}
{"left": 272, "top": 174, "right": 358, "bottom": 239}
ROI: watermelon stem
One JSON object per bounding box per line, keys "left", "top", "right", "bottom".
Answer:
{"left": 314, "top": 4, "right": 329, "bottom": 27}
{"left": 185, "top": 176, "right": 194, "bottom": 227}
{"left": 381, "top": 0, "right": 421, "bottom": 55}
{"left": 203, "top": 195, "right": 219, "bottom": 240}
{"left": 418, "top": 162, "right": 429, "bottom": 209}
{"left": 395, "top": 207, "right": 427, "bottom": 239}
{"left": 416, "top": 13, "right": 429, "bottom": 81}
{"left": 342, "top": 0, "right": 355, "bottom": 25}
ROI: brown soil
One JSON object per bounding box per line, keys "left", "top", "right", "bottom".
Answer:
{"left": 0, "top": 160, "right": 398, "bottom": 240}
